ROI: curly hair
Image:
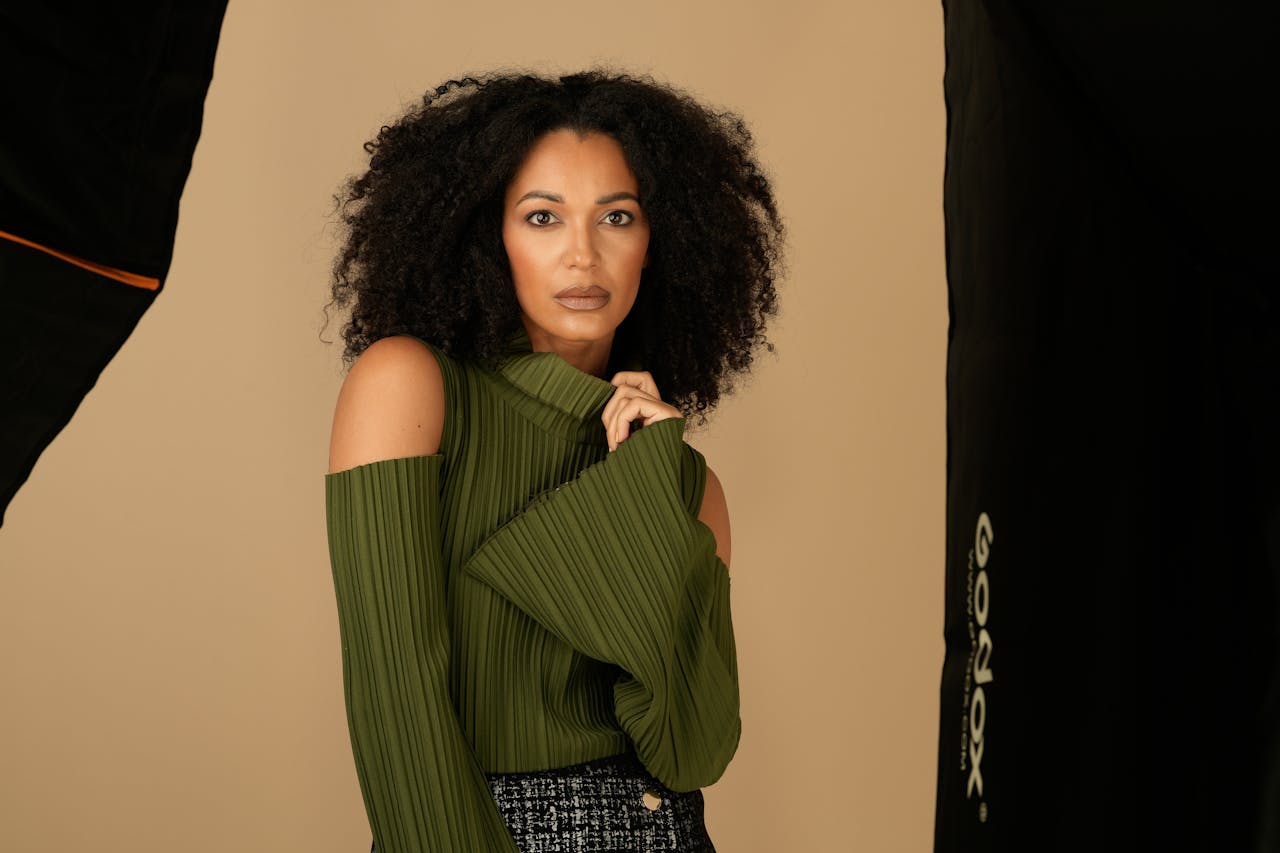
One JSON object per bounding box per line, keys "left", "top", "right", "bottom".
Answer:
{"left": 325, "top": 68, "right": 784, "bottom": 421}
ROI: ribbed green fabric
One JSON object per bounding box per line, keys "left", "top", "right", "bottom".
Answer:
{"left": 326, "top": 455, "right": 518, "bottom": 852}
{"left": 324, "top": 330, "right": 740, "bottom": 852}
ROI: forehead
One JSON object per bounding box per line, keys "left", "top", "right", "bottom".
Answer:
{"left": 505, "top": 129, "right": 638, "bottom": 197}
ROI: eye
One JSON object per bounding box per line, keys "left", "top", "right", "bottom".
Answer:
{"left": 525, "top": 210, "right": 558, "bottom": 226}
{"left": 602, "top": 210, "right": 635, "bottom": 226}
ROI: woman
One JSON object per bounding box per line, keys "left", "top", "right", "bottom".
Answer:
{"left": 323, "top": 70, "right": 782, "bottom": 852}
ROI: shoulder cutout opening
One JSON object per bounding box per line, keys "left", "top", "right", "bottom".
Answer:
{"left": 327, "top": 335, "right": 448, "bottom": 473}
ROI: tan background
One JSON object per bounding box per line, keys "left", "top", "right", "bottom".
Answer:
{"left": 0, "top": 2, "right": 945, "bottom": 851}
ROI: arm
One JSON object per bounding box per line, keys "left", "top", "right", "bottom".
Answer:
{"left": 326, "top": 337, "right": 517, "bottom": 853}
{"left": 463, "top": 417, "right": 740, "bottom": 792}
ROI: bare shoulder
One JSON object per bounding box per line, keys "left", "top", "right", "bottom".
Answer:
{"left": 327, "top": 335, "right": 446, "bottom": 474}
{"left": 697, "top": 464, "right": 732, "bottom": 570}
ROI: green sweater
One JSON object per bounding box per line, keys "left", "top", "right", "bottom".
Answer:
{"left": 324, "top": 331, "right": 741, "bottom": 852}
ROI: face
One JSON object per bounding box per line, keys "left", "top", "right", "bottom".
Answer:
{"left": 502, "top": 129, "right": 650, "bottom": 354}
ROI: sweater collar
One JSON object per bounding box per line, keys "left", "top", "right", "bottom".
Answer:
{"left": 496, "top": 327, "right": 621, "bottom": 423}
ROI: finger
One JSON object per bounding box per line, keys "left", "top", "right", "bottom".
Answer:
{"left": 613, "top": 406, "right": 640, "bottom": 450}
{"left": 610, "top": 396, "right": 677, "bottom": 449}
{"left": 600, "top": 385, "right": 629, "bottom": 434}
{"left": 611, "top": 394, "right": 665, "bottom": 445}
{"left": 607, "top": 396, "right": 635, "bottom": 451}
{"left": 614, "top": 393, "right": 666, "bottom": 447}
{"left": 601, "top": 387, "right": 631, "bottom": 444}
{"left": 601, "top": 384, "right": 657, "bottom": 442}
{"left": 607, "top": 395, "right": 641, "bottom": 451}
{"left": 610, "top": 370, "right": 660, "bottom": 400}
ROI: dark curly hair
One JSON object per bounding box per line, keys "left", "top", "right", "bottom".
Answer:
{"left": 324, "top": 68, "right": 784, "bottom": 421}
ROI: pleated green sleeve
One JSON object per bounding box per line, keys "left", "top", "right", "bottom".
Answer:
{"left": 463, "top": 417, "right": 741, "bottom": 792}
{"left": 325, "top": 455, "right": 519, "bottom": 853}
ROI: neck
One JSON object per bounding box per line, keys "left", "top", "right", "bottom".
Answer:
{"left": 523, "top": 322, "right": 615, "bottom": 378}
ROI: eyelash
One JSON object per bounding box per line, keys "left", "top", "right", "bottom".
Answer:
{"left": 525, "top": 209, "right": 636, "bottom": 227}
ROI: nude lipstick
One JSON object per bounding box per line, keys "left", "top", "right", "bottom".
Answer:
{"left": 553, "top": 285, "right": 610, "bottom": 310}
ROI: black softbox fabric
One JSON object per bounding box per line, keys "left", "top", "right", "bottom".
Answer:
{"left": 0, "top": 3, "right": 227, "bottom": 527}
{"left": 935, "top": 3, "right": 1279, "bottom": 851}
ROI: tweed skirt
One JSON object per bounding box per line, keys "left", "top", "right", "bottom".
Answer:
{"left": 369, "top": 750, "right": 716, "bottom": 852}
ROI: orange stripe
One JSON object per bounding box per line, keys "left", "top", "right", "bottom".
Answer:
{"left": 0, "top": 228, "right": 161, "bottom": 291}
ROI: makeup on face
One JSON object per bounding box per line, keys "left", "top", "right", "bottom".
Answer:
{"left": 553, "top": 284, "right": 610, "bottom": 311}
{"left": 501, "top": 129, "right": 650, "bottom": 365}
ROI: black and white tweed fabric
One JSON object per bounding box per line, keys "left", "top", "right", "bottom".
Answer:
{"left": 369, "top": 751, "right": 716, "bottom": 852}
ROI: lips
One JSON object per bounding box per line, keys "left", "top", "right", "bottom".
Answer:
{"left": 553, "top": 285, "right": 610, "bottom": 310}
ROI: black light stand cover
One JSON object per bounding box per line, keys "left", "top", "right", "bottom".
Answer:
{"left": 0, "top": 3, "right": 227, "bottom": 527}
{"left": 935, "top": 2, "right": 1279, "bottom": 850}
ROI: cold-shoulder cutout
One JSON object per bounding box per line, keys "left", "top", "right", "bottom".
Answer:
{"left": 680, "top": 447, "right": 731, "bottom": 570}
{"left": 327, "top": 335, "right": 447, "bottom": 474}
{"left": 698, "top": 464, "right": 732, "bottom": 569}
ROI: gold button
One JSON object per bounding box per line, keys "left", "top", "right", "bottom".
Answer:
{"left": 642, "top": 789, "right": 663, "bottom": 811}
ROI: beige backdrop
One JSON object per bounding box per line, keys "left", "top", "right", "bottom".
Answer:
{"left": 0, "top": 2, "right": 945, "bottom": 851}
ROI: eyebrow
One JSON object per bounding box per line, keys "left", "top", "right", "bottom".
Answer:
{"left": 515, "top": 190, "right": 640, "bottom": 205}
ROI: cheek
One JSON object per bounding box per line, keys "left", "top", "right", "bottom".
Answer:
{"left": 502, "top": 225, "right": 536, "bottom": 286}
{"left": 615, "top": 229, "right": 650, "bottom": 275}
{"left": 503, "top": 226, "right": 561, "bottom": 280}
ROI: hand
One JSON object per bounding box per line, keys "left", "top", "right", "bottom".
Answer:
{"left": 601, "top": 370, "right": 681, "bottom": 451}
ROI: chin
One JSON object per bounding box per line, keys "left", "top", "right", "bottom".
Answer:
{"left": 553, "top": 321, "right": 621, "bottom": 344}
{"left": 535, "top": 309, "right": 627, "bottom": 342}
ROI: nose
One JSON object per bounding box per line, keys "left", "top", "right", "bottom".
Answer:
{"left": 563, "top": 220, "right": 599, "bottom": 270}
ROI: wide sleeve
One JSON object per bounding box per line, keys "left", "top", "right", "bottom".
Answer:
{"left": 325, "top": 455, "right": 518, "bottom": 853}
{"left": 462, "top": 417, "right": 740, "bottom": 792}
